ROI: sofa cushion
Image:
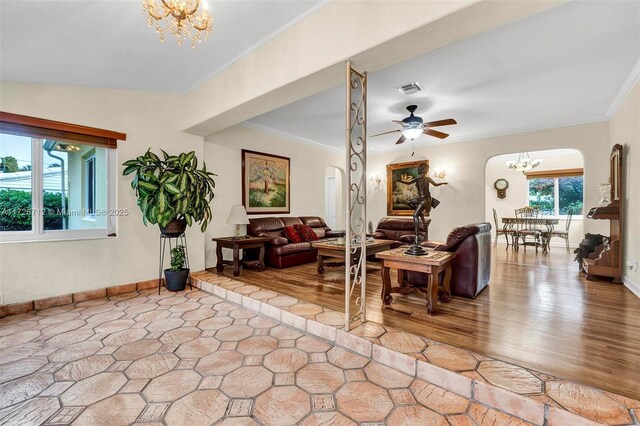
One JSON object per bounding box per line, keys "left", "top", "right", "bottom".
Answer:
{"left": 248, "top": 217, "right": 285, "bottom": 239}
{"left": 283, "top": 226, "right": 304, "bottom": 243}
{"left": 272, "top": 242, "right": 313, "bottom": 256}
{"left": 281, "top": 217, "right": 303, "bottom": 227}
{"left": 294, "top": 224, "right": 320, "bottom": 241}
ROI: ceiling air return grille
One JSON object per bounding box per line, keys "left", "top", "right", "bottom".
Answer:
{"left": 397, "top": 82, "right": 423, "bottom": 95}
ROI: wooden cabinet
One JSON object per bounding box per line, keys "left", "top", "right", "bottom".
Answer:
{"left": 583, "top": 144, "right": 623, "bottom": 282}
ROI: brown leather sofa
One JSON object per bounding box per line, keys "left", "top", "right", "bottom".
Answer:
{"left": 372, "top": 217, "right": 430, "bottom": 248}
{"left": 247, "top": 216, "right": 344, "bottom": 269}
{"left": 404, "top": 223, "right": 491, "bottom": 298}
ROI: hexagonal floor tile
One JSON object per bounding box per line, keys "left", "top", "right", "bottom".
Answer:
{"left": 300, "top": 411, "right": 356, "bottom": 426}
{"left": 253, "top": 386, "right": 311, "bottom": 425}
{"left": 175, "top": 337, "right": 220, "bottom": 358}
{"left": 424, "top": 344, "right": 480, "bottom": 372}
{"left": 49, "top": 341, "right": 103, "bottom": 363}
{"left": 0, "top": 357, "right": 47, "bottom": 383}
{"left": 220, "top": 366, "right": 273, "bottom": 397}
{"left": 216, "top": 325, "right": 254, "bottom": 341}
{"left": 236, "top": 336, "right": 278, "bottom": 356}
{"left": 164, "top": 390, "right": 229, "bottom": 426}
{"left": 94, "top": 319, "right": 135, "bottom": 334}
{"left": 113, "top": 339, "right": 162, "bottom": 361}
{"left": 125, "top": 353, "right": 179, "bottom": 379}
{"left": 387, "top": 405, "right": 448, "bottom": 425}
{"left": 350, "top": 322, "right": 386, "bottom": 338}
{"left": 269, "top": 325, "right": 303, "bottom": 340}
{"left": 477, "top": 360, "right": 543, "bottom": 394}
{"left": 297, "top": 363, "right": 345, "bottom": 394}
{"left": 72, "top": 393, "right": 146, "bottom": 426}
{"left": 379, "top": 331, "right": 426, "bottom": 354}
{"left": 0, "top": 373, "right": 53, "bottom": 409}
{"left": 327, "top": 347, "right": 369, "bottom": 369}
{"left": 410, "top": 380, "right": 469, "bottom": 414}
{"left": 160, "top": 327, "right": 201, "bottom": 344}
{"left": 296, "top": 335, "right": 332, "bottom": 353}
{"left": 102, "top": 328, "right": 148, "bottom": 346}
{"left": 143, "top": 369, "right": 201, "bottom": 402}
{"left": 60, "top": 372, "right": 127, "bottom": 406}
{"left": 263, "top": 348, "right": 308, "bottom": 373}
{"left": 467, "top": 402, "right": 531, "bottom": 425}
{"left": 54, "top": 355, "right": 115, "bottom": 381}
{"left": 181, "top": 307, "right": 216, "bottom": 321}
{"left": 196, "top": 351, "right": 244, "bottom": 376}
{"left": 364, "top": 362, "right": 413, "bottom": 388}
{"left": 0, "top": 397, "right": 60, "bottom": 426}
{"left": 335, "top": 382, "right": 393, "bottom": 422}
{"left": 145, "top": 318, "right": 184, "bottom": 333}
{"left": 198, "top": 316, "right": 234, "bottom": 331}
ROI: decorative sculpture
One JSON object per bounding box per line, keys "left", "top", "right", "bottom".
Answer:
{"left": 400, "top": 163, "right": 447, "bottom": 255}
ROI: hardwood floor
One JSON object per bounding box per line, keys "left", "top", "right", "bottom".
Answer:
{"left": 208, "top": 245, "right": 640, "bottom": 399}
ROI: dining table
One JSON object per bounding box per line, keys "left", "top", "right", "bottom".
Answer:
{"left": 501, "top": 217, "right": 559, "bottom": 253}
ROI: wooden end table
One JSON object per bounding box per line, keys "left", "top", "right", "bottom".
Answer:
{"left": 375, "top": 248, "right": 456, "bottom": 315}
{"left": 212, "top": 236, "right": 270, "bottom": 277}
{"left": 312, "top": 239, "right": 392, "bottom": 274}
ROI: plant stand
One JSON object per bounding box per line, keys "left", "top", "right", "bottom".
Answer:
{"left": 158, "top": 233, "right": 193, "bottom": 294}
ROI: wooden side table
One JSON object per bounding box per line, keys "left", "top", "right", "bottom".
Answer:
{"left": 212, "top": 236, "right": 270, "bottom": 277}
{"left": 375, "top": 248, "right": 456, "bottom": 315}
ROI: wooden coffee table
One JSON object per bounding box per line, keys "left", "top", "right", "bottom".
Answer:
{"left": 213, "top": 236, "right": 270, "bottom": 277}
{"left": 375, "top": 247, "right": 456, "bottom": 315}
{"left": 312, "top": 239, "right": 392, "bottom": 274}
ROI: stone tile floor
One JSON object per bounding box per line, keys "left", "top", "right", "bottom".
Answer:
{"left": 0, "top": 288, "right": 533, "bottom": 425}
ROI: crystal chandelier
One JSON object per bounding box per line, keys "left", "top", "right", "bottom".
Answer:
{"left": 506, "top": 152, "right": 543, "bottom": 174}
{"left": 143, "top": 0, "right": 213, "bottom": 48}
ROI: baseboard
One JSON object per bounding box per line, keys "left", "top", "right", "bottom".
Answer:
{"left": 623, "top": 275, "right": 640, "bottom": 299}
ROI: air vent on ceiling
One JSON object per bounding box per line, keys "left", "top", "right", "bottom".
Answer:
{"left": 397, "top": 82, "right": 423, "bottom": 95}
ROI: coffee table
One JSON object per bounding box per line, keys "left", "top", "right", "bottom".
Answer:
{"left": 312, "top": 239, "right": 393, "bottom": 274}
{"left": 375, "top": 247, "right": 456, "bottom": 315}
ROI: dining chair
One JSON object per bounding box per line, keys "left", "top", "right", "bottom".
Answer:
{"left": 514, "top": 206, "right": 543, "bottom": 253}
{"left": 546, "top": 208, "right": 573, "bottom": 253}
{"left": 492, "top": 208, "right": 514, "bottom": 248}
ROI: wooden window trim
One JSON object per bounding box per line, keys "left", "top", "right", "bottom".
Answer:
{"left": 526, "top": 168, "right": 583, "bottom": 179}
{"left": 0, "top": 112, "right": 126, "bottom": 149}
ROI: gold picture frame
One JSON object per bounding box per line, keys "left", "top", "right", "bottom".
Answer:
{"left": 386, "top": 159, "right": 429, "bottom": 216}
{"left": 242, "top": 149, "right": 290, "bottom": 214}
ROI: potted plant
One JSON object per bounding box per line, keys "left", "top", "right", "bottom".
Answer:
{"left": 165, "top": 245, "right": 189, "bottom": 291}
{"left": 122, "top": 149, "right": 216, "bottom": 235}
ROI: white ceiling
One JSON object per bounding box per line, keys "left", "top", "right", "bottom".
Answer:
{"left": 0, "top": 0, "right": 323, "bottom": 93}
{"left": 248, "top": 0, "right": 640, "bottom": 152}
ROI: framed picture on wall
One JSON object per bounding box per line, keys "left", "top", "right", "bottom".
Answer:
{"left": 386, "top": 159, "right": 429, "bottom": 216}
{"left": 242, "top": 149, "right": 290, "bottom": 214}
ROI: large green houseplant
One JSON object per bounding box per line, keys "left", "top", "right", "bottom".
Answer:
{"left": 123, "top": 149, "right": 216, "bottom": 235}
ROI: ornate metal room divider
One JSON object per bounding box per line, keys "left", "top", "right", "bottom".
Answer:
{"left": 344, "top": 61, "right": 367, "bottom": 330}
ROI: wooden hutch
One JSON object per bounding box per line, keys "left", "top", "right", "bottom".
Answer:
{"left": 583, "top": 144, "right": 623, "bottom": 282}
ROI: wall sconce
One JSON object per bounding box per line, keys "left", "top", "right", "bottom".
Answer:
{"left": 432, "top": 169, "right": 447, "bottom": 183}
{"left": 371, "top": 172, "right": 382, "bottom": 187}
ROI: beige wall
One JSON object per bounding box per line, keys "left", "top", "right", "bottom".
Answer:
{"left": 203, "top": 125, "right": 343, "bottom": 268}
{"left": 0, "top": 81, "right": 205, "bottom": 305}
{"left": 609, "top": 81, "right": 640, "bottom": 294}
{"left": 485, "top": 149, "right": 585, "bottom": 247}
{"left": 367, "top": 121, "right": 611, "bottom": 243}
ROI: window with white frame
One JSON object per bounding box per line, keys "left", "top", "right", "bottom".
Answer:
{"left": 527, "top": 169, "right": 583, "bottom": 217}
{"left": 0, "top": 113, "right": 125, "bottom": 242}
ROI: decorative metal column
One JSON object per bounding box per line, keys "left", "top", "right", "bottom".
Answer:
{"left": 344, "top": 61, "right": 367, "bottom": 330}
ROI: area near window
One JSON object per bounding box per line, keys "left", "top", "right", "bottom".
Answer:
{"left": 527, "top": 168, "right": 583, "bottom": 217}
{"left": 0, "top": 112, "right": 126, "bottom": 242}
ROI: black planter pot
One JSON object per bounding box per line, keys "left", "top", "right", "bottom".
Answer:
{"left": 160, "top": 218, "right": 187, "bottom": 237}
{"left": 164, "top": 268, "right": 189, "bottom": 291}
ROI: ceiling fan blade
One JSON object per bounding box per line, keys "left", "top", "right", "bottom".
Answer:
{"left": 392, "top": 120, "right": 405, "bottom": 124}
{"left": 395, "top": 135, "right": 407, "bottom": 145}
{"left": 424, "top": 118, "right": 457, "bottom": 127}
{"left": 423, "top": 129, "right": 449, "bottom": 139}
{"left": 370, "top": 129, "right": 401, "bottom": 138}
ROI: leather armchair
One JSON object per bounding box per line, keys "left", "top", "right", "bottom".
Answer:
{"left": 405, "top": 223, "right": 492, "bottom": 298}
{"left": 372, "top": 217, "right": 430, "bottom": 248}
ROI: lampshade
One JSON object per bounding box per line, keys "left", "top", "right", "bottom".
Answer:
{"left": 227, "top": 205, "right": 249, "bottom": 225}
{"left": 402, "top": 128, "right": 423, "bottom": 140}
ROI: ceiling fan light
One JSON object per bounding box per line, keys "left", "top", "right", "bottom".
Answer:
{"left": 402, "top": 128, "right": 423, "bottom": 140}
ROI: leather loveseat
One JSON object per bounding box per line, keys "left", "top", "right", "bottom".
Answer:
{"left": 247, "top": 216, "right": 344, "bottom": 269}
{"left": 404, "top": 223, "right": 491, "bottom": 298}
{"left": 372, "top": 217, "right": 430, "bottom": 248}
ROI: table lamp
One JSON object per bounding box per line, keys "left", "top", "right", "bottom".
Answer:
{"left": 227, "top": 205, "right": 250, "bottom": 239}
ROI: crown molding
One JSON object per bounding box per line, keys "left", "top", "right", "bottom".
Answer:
{"left": 240, "top": 121, "right": 344, "bottom": 154}
{"left": 606, "top": 57, "right": 640, "bottom": 119}
{"left": 369, "top": 116, "right": 610, "bottom": 154}
{"left": 182, "top": 0, "right": 331, "bottom": 95}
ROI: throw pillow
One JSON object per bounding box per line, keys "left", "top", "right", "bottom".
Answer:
{"left": 283, "top": 226, "right": 305, "bottom": 243}
{"left": 294, "top": 224, "right": 320, "bottom": 241}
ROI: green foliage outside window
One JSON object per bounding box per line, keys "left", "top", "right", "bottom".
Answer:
{"left": 528, "top": 177, "right": 554, "bottom": 215}
{"left": 528, "top": 175, "right": 583, "bottom": 216}
{"left": 0, "top": 190, "right": 67, "bottom": 231}
{"left": 558, "top": 177, "right": 583, "bottom": 214}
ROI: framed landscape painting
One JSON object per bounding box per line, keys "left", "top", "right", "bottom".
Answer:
{"left": 242, "top": 149, "right": 290, "bottom": 214}
{"left": 386, "top": 159, "right": 429, "bottom": 216}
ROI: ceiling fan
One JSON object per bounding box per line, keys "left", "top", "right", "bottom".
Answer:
{"left": 371, "top": 105, "right": 457, "bottom": 145}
